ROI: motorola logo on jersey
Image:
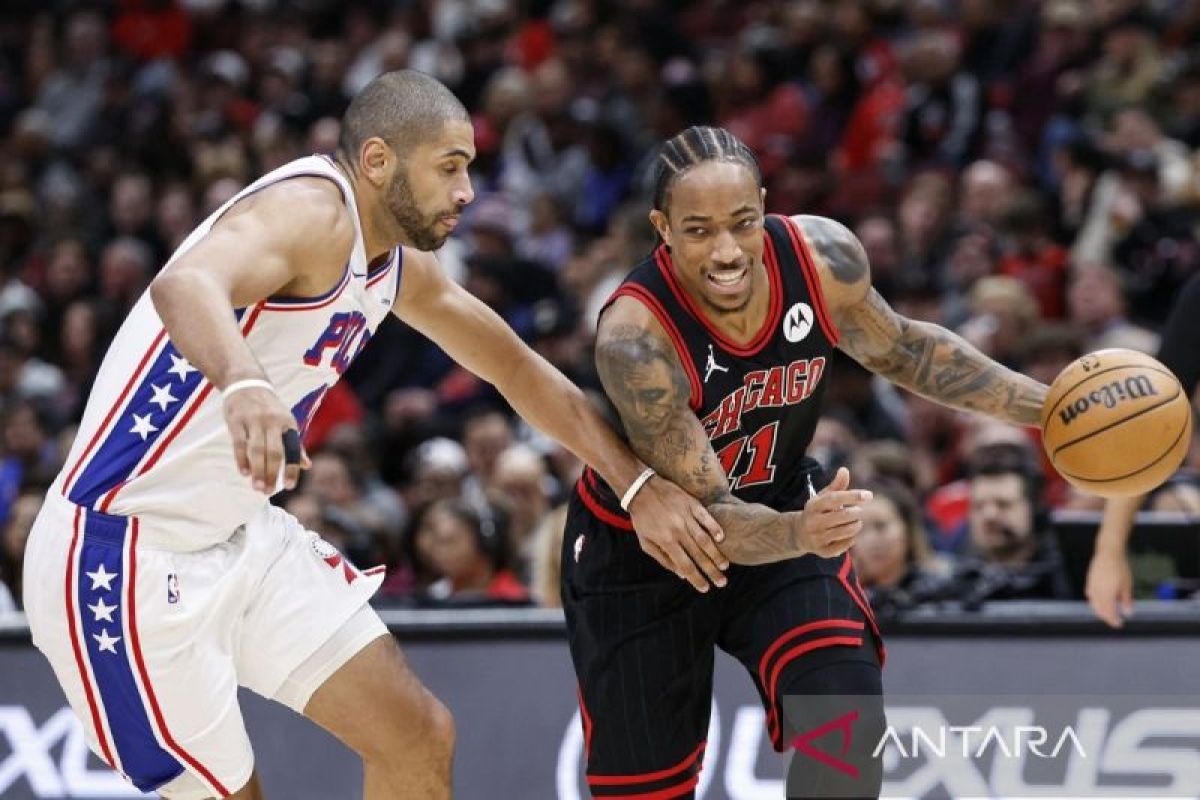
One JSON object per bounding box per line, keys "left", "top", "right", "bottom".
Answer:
{"left": 782, "top": 303, "right": 814, "bottom": 343}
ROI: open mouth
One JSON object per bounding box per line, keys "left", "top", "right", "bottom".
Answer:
{"left": 705, "top": 266, "right": 749, "bottom": 295}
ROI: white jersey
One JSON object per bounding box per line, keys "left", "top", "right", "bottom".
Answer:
{"left": 52, "top": 156, "right": 401, "bottom": 550}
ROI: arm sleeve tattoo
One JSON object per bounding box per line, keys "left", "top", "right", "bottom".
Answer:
{"left": 594, "top": 321, "right": 811, "bottom": 564}
{"left": 797, "top": 215, "right": 1048, "bottom": 426}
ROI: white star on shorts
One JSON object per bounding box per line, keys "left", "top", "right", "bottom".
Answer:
{"left": 93, "top": 628, "right": 121, "bottom": 654}
{"left": 88, "top": 598, "right": 117, "bottom": 623}
{"left": 86, "top": 563, "right": 118, "bottom": 592}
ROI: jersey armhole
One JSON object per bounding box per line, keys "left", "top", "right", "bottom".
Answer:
{"left": 603, "top": 286, "right": 703, "bottom": 410}
{"left": 777, "top": 215, "right": 841, "bottom": 346}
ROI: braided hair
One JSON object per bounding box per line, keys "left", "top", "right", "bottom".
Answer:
{"left": 650, "top": 126, "right": 763, "bottom": 213}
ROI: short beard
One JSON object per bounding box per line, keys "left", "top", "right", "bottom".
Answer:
{"left": 385, "top": 169, "right": 447, "bottom": 251}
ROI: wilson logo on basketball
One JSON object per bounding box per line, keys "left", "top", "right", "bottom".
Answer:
{"left": 1057, "top": 375, "right": 1158, "bottom": 426}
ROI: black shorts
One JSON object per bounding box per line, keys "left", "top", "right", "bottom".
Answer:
{"left": 561, "top": 494, "right": 885, "bottom": 798}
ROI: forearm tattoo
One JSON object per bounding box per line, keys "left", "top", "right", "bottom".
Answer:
{"left": 595, "top": 323, "right": 808, "bottom": 564}
{"left": 797, "top": 215, "right": 1047, "bottom": 426}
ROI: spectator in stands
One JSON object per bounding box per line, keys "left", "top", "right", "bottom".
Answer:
{"left": 403, "top": 437, "right": 469, "bottom": 512}
{"left": 97, "top": 236, "right": 154, "bottom": 318}
{"left": 849, "top": 439, "right": 934, "bottom": 498}
{"left": 898, "top": 31, "right": 982, "bottom": 168}
{"left": 323, "top": 422, "right": 406, "bottom": 542}
{"left": 997, "top": 191, "right": 1069, "bottom": 319}
{"left": 853, "top": 479, "right": 949, "bottom": 615}
{"left": 423, "top": 499, "right": 529, "bottom": 605}
{"left": 492, "top": 444, "right": 552, "bottom": 581}
{"left": 960, "top": 276, "right": 1041, "bottom": 368}
{"left": 1085, "top": 10, "right": 1163, "bottom": 122}
{"left": 1066, "top": 262, "right": 1159, "bottom": 353}
{"left": 304, "top": 449, "right": 390, "bottom": 557}
{"left": 3, "top": 0, "right": 1200, "bottom": 613}
{"left": 957, "top": 160, "right": 1016, "bottom": 233}
{"left": 952, "top": 442, "right": 1070, "bottom": 604}
{"left": 0, "top": 335, "right": 65, "bottom": 420}
{"left": 461, "top": 407, "right": 514, "bottom": 510}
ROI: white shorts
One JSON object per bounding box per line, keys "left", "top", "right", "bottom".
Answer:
{"left": 23, "top": 492, "right": 386, "bottom": 799}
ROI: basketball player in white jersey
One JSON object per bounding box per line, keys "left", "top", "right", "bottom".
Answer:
{"left": 22, "top": 70, "right": 727, "bottom": 800}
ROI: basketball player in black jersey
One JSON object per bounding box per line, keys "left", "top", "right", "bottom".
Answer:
{"left": 562, "top": 127, "right": 1049, "bottom": 798}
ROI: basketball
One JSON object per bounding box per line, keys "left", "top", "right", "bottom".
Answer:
{"left": 1041, "top": 348, "right": 1192, "bottom": 498}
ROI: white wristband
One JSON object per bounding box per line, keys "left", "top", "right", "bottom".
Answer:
{"left": 620, "top": 467, "right": 657, "bottom": 512}
{"left": 221, "top": 379, "right": 275, "bottom": 402}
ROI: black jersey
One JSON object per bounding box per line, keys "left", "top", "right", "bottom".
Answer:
{"left": 578, "top": 213, "right": 839, "bottom": 527}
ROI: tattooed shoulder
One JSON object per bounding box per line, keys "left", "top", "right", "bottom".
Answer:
{"left": 595, "top": 322, "right": 692, "bottom": 431}
{"left": 794, "top": 215, "right": 869, "bottom": 286}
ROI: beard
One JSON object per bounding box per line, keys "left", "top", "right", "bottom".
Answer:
{"left": 385, "top": 170, "right": 450, "bottom": 251}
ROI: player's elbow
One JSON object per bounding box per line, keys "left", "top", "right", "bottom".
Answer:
{"left": 150, "top": 269, "right": 217, "bottom": 320}
{"left": 149, "top": 270, "right": 187, "bottom": 317}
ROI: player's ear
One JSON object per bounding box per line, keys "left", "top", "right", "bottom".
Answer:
{"left": 360, "top": 137, "right": 391, "bottom": 188}
{"left": 760, "top": 187, "right": 767, "bottom": 209}
{"left": 649, "top": 209, "right": 671, "bottom": 248}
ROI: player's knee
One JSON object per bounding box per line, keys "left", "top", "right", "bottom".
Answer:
{"left": 362, "top": 691, "right": 454, "bottom": 766}
{"left": 781, "top": 660, "right": 884, "bottom": 798}
{"left": 423, "top": 695, "right": 456, "bottom": 758}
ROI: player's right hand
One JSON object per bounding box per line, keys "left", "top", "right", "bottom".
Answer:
{"left": 627, "top": 475, "right": 728, "bottom": 593}
{"left": 223, "top": 385, "right": 310, "bottom": 494}
{"left": 799, "top": 467, "right": 871, "bottom": 558}
{"left": 1086, "top": 547, "right": 1133, "bottom": 628}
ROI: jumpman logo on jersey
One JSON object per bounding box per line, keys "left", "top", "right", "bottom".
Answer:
{"left": 704, "top": 344, "right": 729, "bottom": 383}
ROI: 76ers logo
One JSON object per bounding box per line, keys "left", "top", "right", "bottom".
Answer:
{"left": 310, "top": 536, "right": 360, "bottom": 584}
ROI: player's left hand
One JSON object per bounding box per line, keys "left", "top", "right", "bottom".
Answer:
{"left": 224, "top": 386, "right": 312, "bottom": 494}
{"left": 627, "top": 476, "right": 728, "bottom": 592}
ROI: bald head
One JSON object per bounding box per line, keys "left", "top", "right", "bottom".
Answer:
{"left": 338, "top": 70, "right": 469, "bottom": 166}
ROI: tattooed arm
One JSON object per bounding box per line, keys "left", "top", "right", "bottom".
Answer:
{"left": 795, "top": 215, "right": 1048, "bottom": 426}
{"left": 596, "top": 298, "right": 871, "bottom": 565}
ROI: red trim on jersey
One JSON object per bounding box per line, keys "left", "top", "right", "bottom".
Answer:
{"left": 261, "top": 264, "right": 352, "bottom": 311}
{"left": 654, "top": 237, "right": 783, "bottom": 357}
{"left": 363, "top": 565, "right": 386, "bottom": 576}
{"left": 608, "top": 284, "right": 703, "bottom": 409}
{"left": 62, "top": 329, "right": 169, "bottom": 496}
{"left": 126, "top": 518, "right": 230, "bottom": 796}
{"left": 765, "top": 634, "right": 865, "bottom": 748}
{"left": 779, "top": 215, "right": 840, "bottom": 346}
{"left": 65, "top": 506, "right": 119, "bottom": 771}
{"left": 592, "top": 775, "right": 701, "bottom": 799}
{"left": 587, "top": 740, "right": 706, "bottom": 786}
{"left": 577, "top": 685, "right": 594, "bottom": 760}
{"left": 98, "top": 303, "right": 267, "bottom": 511}
{"left": 576, "top": 476, "right": 635, "bottom": 531}
{"left": 757, "top": 618, "right": 865, "bottom": 691}
{"left": 838, "top": 554, "right": 886, "bottom": 666}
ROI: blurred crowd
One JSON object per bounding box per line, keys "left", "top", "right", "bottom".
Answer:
{"left": 2, "top": 0, "right": 1200, "bottom": 615}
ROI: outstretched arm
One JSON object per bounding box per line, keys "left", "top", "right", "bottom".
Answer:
{"left": 796, "top": 215, "right": 1048, "bottom": 426}
{"left": 595, "top": 298, "right": 871, "bottom": 565}
{"left": 394, "top": 249, "right": 727, "bottom": 589}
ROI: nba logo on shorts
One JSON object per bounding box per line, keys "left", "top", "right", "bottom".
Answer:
{"left": 167, "top": 573, "right": 180, "bottom": 604}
